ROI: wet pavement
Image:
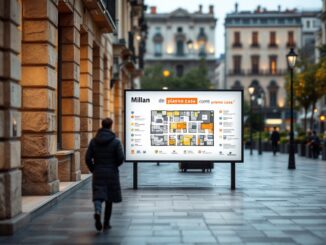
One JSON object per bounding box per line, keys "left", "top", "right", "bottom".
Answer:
{"left": 1, "top": 150, "right": 326, "bottom": 244}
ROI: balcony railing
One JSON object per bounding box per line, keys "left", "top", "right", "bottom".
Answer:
{"left": 268, "top": 43, "right": 278, "bottom": 48}
{"left": 228, "top": 69, "right": 287, "bottom": 76}
{"left": 250, "top": 43, "right": 260, "bottom": 48}
{"left": 102, "top": 0, "right": 116, "bottom": 26}
{"left": 286, "top": 42, "right": 296, "bottom": 48}
{"left": 82, "top": 0, "right": 116, "bottom": 33}
{"left": 232, "top": 43, "right": 242, "bottom": 48}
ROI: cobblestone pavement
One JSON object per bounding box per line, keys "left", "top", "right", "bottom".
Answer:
{"left": 1, "top": 151, "right": 326, "bottom": 244}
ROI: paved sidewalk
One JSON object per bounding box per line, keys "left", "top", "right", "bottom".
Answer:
{"left": 1, "top": 151, "right": 326, "bottom": 244}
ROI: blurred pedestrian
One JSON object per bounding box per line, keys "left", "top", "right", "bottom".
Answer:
{"left": 311, "top": 131, "right": 320, "bottom": 159}
{"left": 86, "top": 118, "right": 124, "bottom": 232}
{"left": 270, "top": 127, "right": 280, "bottom": 156}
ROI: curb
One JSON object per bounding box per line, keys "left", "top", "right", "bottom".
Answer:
{"left": 0, "top": 176, "right": 92, "bottom": 236}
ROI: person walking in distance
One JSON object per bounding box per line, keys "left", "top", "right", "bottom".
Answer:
{"left": 270, "top": 127, "right": 280, "bottom": 156}
{"left": 86, "top": 118, "right": 124, "bottom": 232}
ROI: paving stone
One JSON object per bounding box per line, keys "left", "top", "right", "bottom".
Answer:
{"left": 2, "top": 151, "right": 326, "bottom": 244}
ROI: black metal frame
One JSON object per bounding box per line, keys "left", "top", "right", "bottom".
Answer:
{"left": 123, "top": 89, "right": 244, "bottom": 163}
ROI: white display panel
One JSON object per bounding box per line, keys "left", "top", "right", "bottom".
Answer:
{"left": 124, "top": 90, "right": 243, "bottom": 162}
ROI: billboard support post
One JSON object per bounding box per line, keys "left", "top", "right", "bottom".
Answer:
{"left": 231, "top": 162, "right": 236, "bottom": 190}
{"left": 133, "top": 162, "right": 138, "bottom": 189}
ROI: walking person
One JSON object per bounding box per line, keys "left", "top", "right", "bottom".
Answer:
{"left": 86, "top": 118, "right": 124, "bottom": 232}
{"left": 311, "top": 130, "right": 321, "bottom": 159}
{"left": 270, "top": 127, "right": 280, "bottom": 156}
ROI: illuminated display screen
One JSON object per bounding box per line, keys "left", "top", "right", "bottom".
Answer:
{"left": 124, "top": 90, "right": 243, "bottom": 162}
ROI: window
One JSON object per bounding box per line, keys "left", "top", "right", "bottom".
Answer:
{"left": 251, "top": 55, "right": 260, "bottom": 74}
{"left": 197, "top": 27, "right": 207, "bottom": 57}
{"left": 232, "top": 55, "right": 242, "bottom": 74}
{"left": 251, "top": 32, "right": 259, "bottom": 47}
{"left": 269, "top": 31, "right": 277, "bottom": 47}
{"left": 268, "top": 81, "right": 279, "bottom": 108}
{"left": 153, "top": 28, "right": 163, "bottom": 56}
{"left": 154, "top": 42, "right": 162, "bottom": 56}
{"left": 233, "top": 31, "right": 241, "bottom": 47}
{"left": 287, "top": 31, "right": 295, "bottom": 47}
{"left": 306, "top": 20, "right": 310, "bottom": 28}
{"left": 177, "top": 27, "right": 183, "bottom": 33}
{"left": 176, "top": 65, "right": 184, "bottom": 77}
{"left": 269, "top": 56, "right": 277, "bottom": 75}
{"left": 176, "top": 40, "right": 184, "bottom": 56}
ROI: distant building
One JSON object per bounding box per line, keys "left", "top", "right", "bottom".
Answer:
{"left": 144, "top": 5, "right": 217, "bottom": 84}
{"left": 224, "top": 4, "right": 319, "bottom": 131}
{"left": 214, "top": 55, "right": 225, "bottom": 89}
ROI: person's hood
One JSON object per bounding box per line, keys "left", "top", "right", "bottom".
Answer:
{"left": 94, "top": 128, "right": 116, "bottom": 145}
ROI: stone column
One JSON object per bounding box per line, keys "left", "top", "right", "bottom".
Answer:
{"left": 59, "top": 11, "right": 81, "bottom": 181}
{"left": 92, "top": 45, "right": 104, "bottom": 134}
{"left": 0, "top": 0, "right": 22, "bottom": 220}
{"left": 114, "top": 77, "right": 122, "bottom": 139}
{"left": 103, "top": 56, "right": 111, "bottom": 118}
{"left": 21, "top": 0, "right": 59, "bottom": 195}
{"left": 80, "top": 31, "right": 93, "bottom": 173}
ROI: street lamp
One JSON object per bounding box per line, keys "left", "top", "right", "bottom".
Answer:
{"left": 187, "top": 40, "right": 193, "bottom": 52}
{"left": 287, "top": 48, "right": 297, "bottom": 169}
{"left": 163, "top": 69, "right": 170, "bottom": 77}
{"left": 248, "top": 86, "right": 255, "bottom": 155}
{"left": 257, "top": 96, "right": 264, "bottom": 155}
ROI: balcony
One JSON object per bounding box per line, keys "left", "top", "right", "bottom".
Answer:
{"left": 228, "top": 69, "right": 245, "bottom": 75}
{"left": 268, "top": 43, "right": 278, "bottom": 48}
{"left": 232, "top": 43, "right": 242, "bottom": 48}
{"left": 228, "top": 69, "right": 287, "bottom": 76}
{"left": 250, "top": 43, "right": 260, "bottom": 48}
{"left": 286, "top": 42, "right": 296, "bottom": 48}
{"left": 82, "top": 0, "right": 116, "bottom": 33}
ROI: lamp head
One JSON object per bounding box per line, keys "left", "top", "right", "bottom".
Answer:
{"left": 163, "top": 69, "right": 170, "bottom": 77}
{"left": 186, "top": 40, "right": 193, "bottom": 50}
{"left": 248, "top": 86, "right": 255, "bottom": 95}
{"left": 287, "top": 48, "right": 297, "bottom": 69}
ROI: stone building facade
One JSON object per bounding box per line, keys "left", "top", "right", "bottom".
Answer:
{"left": 0, "top": 0, "right": 146, "bottom": 234}
{"left": 225, "top": 5, "right": 304, "bottom": 131}
{"left": 144, "top": 5, "right": 217, "bottom": 83}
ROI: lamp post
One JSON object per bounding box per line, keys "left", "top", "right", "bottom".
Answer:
{"left": 248, "top": 86, "right": 255, "bottom": 155}
{"left": 287, "top": 48, "right": 297, "bottom": 170}
{"left": 257, "top": 96, "right": 264, "bottom": 155}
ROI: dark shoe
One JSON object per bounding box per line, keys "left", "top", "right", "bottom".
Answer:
{"left": 103, "top": 222, "right": 112, "bottom": 231}
{"left": 94, "top": 213, "right": 102, "bottom": 231}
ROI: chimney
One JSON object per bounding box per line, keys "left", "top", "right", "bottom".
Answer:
{"left": 257, "top": 5, "right": 261, "bottom": 13}
{"left": 199, "top": 5, "right": 202, "bottom": 13}
{"left": 235, "top": 3, "right": 238, "bottom": 13}
{"left": 278, "top": 5, "right": 281, "bottom": 12}
{"left": 150, "top": 6, "right": 157, "bottom": 14}
{"left": 209, "top": 5, "right": 214, "bottom": 14}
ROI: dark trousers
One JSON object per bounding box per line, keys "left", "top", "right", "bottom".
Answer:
{"left": 94, "top": 200, "right": 112, "bottom": 225}
{"left": 272, "top": 142, "right": 278, "bottom": 155}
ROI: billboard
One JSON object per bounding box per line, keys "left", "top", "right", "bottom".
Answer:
{"left": 124, "top": 90, "right": 243, "bottom": 162}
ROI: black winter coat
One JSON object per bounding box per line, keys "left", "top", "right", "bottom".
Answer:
{"left": 85, "top": 128, "right": 124, "bottom": 202}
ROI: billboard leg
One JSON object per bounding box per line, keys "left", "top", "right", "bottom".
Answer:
{"left": 231, "top": 162, "right": 236, "bottom": 190}
{"left": 133, "top": 162, "right": 138, "bottom": 190}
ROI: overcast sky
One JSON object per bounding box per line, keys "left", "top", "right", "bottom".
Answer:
{"left": 145, "top": 0, "right": 322, "bottom": 57}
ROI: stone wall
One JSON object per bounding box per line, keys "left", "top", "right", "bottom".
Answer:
{"left": 0, "top": 0, "right": 22, "bottom": 220}
{"left": 21, "top": 0, "right": 60, "bottom": 195}
{"left": 0, "top": 0, "right": 140, "bottom": 225}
